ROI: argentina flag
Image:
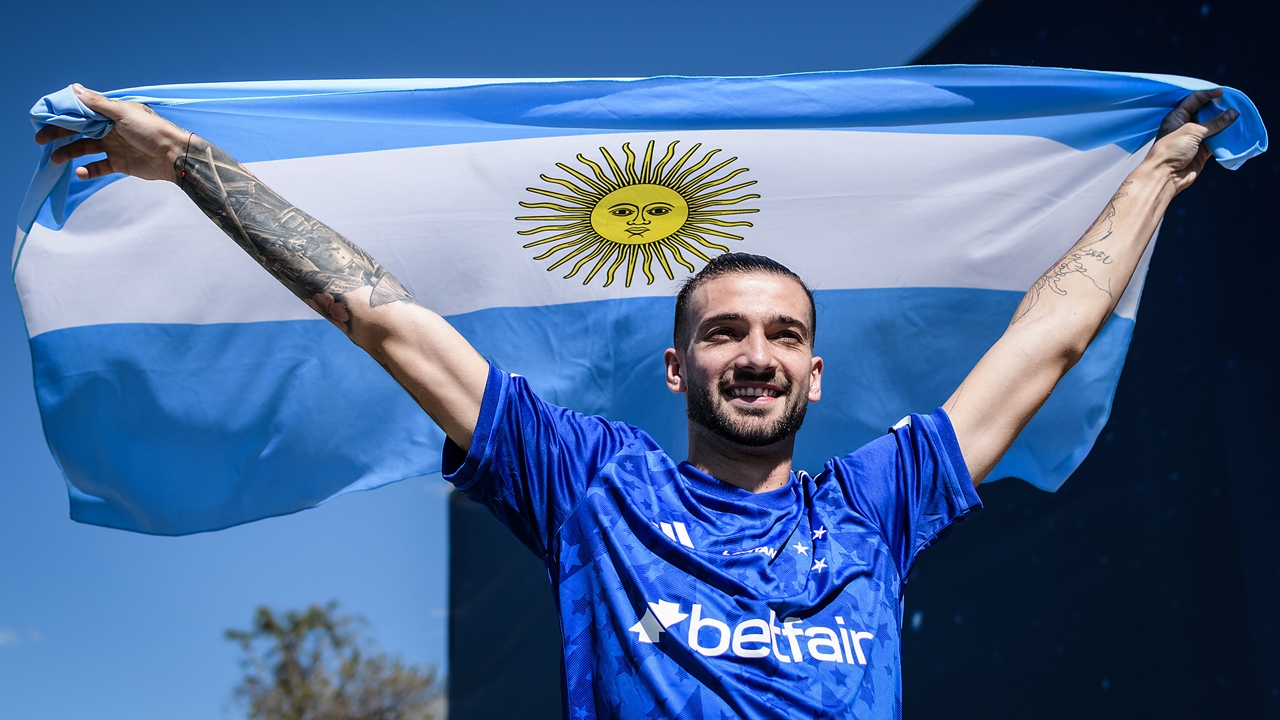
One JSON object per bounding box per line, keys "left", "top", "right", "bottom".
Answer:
{"left": 13, "top": 66, "right": 1267, "bottom": 535}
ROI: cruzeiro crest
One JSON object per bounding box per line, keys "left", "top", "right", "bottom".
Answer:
{"left": 516, "top": 140, "right": 760, "bottom": 287}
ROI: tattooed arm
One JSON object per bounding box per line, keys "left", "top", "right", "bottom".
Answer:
{"left": 39, "top": 85, "right": 489, "bottom": 449}
{"left": 942, "top": 90, "right": 1238, "bottom": 487}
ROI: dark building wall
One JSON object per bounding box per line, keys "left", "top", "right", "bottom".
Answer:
{"left": 448, "top": 491, "right": 564, "bottom": 719}
{"left": 907, "top": 1, "right": 1279, "bottom": 718}
{"left": 449, "top": 4, "right": 1278, "bottom": 718}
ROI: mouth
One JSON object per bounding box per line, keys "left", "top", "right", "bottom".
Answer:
{"left": 723, "top": 384, "right": 784, "bottom": 403}
{"left": 626, "top": 227, "right": 649, "bottom": 236}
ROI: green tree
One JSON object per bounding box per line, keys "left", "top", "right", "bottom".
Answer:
{"left": 226, "top": 602, "right": 443, "bottom": 720}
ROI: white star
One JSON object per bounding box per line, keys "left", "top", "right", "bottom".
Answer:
{"left": 812, "top": 526, "right": 827, "bottom": 540}
{"left": 792, "top": 542, "right": 810, "bottom": 556}
{"left": 812, "top": 558, "right": 828, "bottom": 572}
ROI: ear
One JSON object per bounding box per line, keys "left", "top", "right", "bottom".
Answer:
{"left": 808, "top": 355, "right": 823, "bottom": 403}
{"left": 664, "top": 348, "right": 686, "bottom": 394}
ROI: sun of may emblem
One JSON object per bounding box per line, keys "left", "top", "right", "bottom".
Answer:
{"left": 516, "top": 140, "right": 760, "bottom": 287}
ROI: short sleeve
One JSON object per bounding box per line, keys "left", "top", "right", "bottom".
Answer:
{"left": 442, "top": 363, "right": 642, "bottom": 558}
{"left": 828, "top": 407, "right": 982, "bottom": 581}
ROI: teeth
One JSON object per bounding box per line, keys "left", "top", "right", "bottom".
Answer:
{"left": 731, "top": 387, "right": 778, "bottom": 398}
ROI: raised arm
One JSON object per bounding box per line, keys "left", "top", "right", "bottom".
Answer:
{"left": 942, "top": 90, "right": 1238, "bottom": 487}
{"left": 38, "top": 85, "right": 490, "bottom": 449}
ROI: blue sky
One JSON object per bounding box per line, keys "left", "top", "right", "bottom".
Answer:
{"left": 0, "top": 2, "right": 976, "bottom": 717}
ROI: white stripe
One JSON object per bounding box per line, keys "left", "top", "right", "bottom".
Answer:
{"left": 672, "top": 521, "right": 695, "bottom": 549}
{"left": 1119, "top": 72, "right": 1220, "bottom": 90}
{"left": 15, "top": 130, "right": 1149, "bottom": 337}
{"left": 13, "top": 227, "right": 26, "bottom": 268}
{"left": 659, "top": 522, "right": 677, "bottom": 542}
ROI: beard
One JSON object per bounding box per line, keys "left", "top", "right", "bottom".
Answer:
{"left": 686, "top": 372, "right": 810, "bottom": 448}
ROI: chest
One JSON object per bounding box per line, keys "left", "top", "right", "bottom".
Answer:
{"left": 551, "top": 466, "right": 905, "bottom": 674}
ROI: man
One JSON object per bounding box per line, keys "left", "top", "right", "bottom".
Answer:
{"left": 40, "top": 84, "right": 1235, "bottom": 718}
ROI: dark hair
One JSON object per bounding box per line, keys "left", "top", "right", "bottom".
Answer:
{"left": 672, "top": 253, "right": 816, "bottom": 349}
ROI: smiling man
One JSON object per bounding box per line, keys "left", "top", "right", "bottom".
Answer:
{"left": 41, "top": 84, "right": 1235, "bottom": 718}
{"left": 667, "top": 256, "right": 822, "bottom": 492}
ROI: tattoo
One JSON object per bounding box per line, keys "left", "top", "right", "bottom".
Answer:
{"left": 1011, "top": 181, "right": 1129, "bottom": 324}
{"left": 176, "top": 140, "right": 413, "bottom": 333}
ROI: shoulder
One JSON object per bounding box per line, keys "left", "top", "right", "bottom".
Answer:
{"left": 815, "top": 409, "right": 974, "bottom": 510}
{"left": 499, "top": 370, "right": 646, "bottom": 441}
{"left": 821, "top": 424, "right": 903, "bottom": 483}
{"left": 446, "top": 365, "right": 656, "bottom": 483}
{"left": 825, "top": 410, "right": 964, "bottom": 474}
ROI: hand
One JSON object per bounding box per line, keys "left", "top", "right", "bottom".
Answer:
{"left": 1145, "top": 88, "right": 1239, "bottom": 196}
{"left": 34, "top": 84, "right": 191, "bottom": 183}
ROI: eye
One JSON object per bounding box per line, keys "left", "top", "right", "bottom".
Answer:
{"left": 647, "top": 205, "right": 672, "bottom": 216}
{"left": 610, "top": 207, "right": 635, "bottom": 217}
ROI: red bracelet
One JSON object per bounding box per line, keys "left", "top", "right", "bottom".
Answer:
{"left": 178, "top": 132, "right": 193, "bottom": 188}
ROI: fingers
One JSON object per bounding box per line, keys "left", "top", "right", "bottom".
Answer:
{"left": 1175, "top": 88, "right": 1223, "bottom": 117}
{"left": 33, "top": 84, "right": 122, "bottom": 147}
{"left": 1201, "top": 106, "right": 1239, "bottom": 137}
{"left": 1159, "top": 104, "right": 1238, "bottom": 151}
{"left": 1179, "top": 147, "right": 1210, "bottom": 188}
{"left": 34, "top": 124, "right": 81, "bottom": 145}
{"left": 1158, "top": 88, "right": 1226, "bottom": 139}
{"left": 1187, "top": 144, "right": 1211, "bottom": 175}
{"left": 71, "top": 83, "right": 127, "bottom": 121}
{"left": 48, "top": 137, "right": 106, "bottom": 165}
{"left": 74, "top": 158, "right": 116, "bottom": 181}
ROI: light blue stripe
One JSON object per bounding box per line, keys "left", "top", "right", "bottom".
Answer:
{"left": 32, "top": 320, "right": 441, "bottom": 535}
{"left": 126, "top": 68, "right": 1238, "bottom": 158}
{"left": 30, "top": 287, "right": 1132, "bottom": 535}
{"left": 26, "top": 66, "right": 1266, "bottom": 232}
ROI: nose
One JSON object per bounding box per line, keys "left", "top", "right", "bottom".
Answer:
{"left": 735, "top": 327, "right": 775, "bottom": 373}
{"left": 628, "top": 213, "right": 649, "bottom": 226}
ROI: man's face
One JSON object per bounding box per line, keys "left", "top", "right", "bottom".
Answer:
{"left": 665, "top": 272, "right": 822, "bottom": 448}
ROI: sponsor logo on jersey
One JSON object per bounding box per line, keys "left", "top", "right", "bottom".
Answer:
{"left": 721, "top": 545, "right": 776, "bottom": 559}
{"left": 628, "top": 599, "right": 874, "bottom": 666}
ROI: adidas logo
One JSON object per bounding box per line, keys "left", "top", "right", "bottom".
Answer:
{"left": 653, "top": 520, "right": 695, "bottom": 549}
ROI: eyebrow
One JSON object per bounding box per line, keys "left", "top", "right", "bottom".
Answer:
{"left": 700, "top": 313, "right": 811, "bottom": 335}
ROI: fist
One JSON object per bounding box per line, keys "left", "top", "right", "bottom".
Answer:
{"left": 1147, "top": 88, "right": 1239, "bottom": 196}
{"left": 35, "top": 84, "right": 192, "bottom": 183}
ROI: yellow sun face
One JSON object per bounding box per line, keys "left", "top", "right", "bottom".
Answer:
{"left": 591, "top": 185, "right": 689, "bottom": 245}
{"left": 517, "top": 140, "right": 759, "bottom": 287}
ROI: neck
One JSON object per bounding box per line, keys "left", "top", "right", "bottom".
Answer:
{"left": 685, "top": 422, "right": 796, "bottom": 494}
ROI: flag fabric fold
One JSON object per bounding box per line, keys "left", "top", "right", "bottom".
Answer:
{"left": 12, "top": 66, "right": 1267, "bottom": 535}
{"left": 16, "top": 86, "right": 115, "bottom": 241}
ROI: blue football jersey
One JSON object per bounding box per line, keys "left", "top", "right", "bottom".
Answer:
{"left": 444, "top": 364, "right": 982, "bottom": 719}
